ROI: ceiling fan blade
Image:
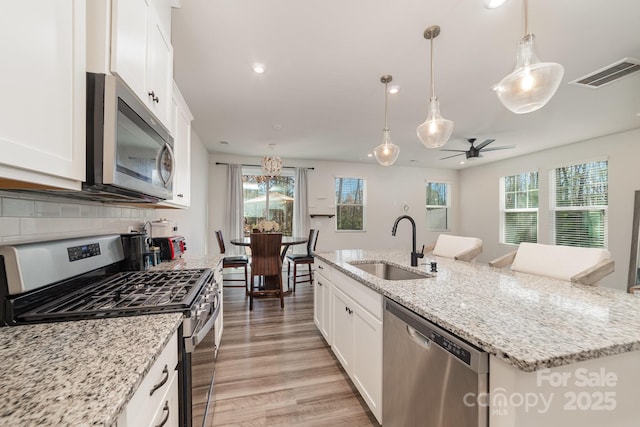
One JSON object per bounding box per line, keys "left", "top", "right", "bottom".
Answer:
{"left": 475, "top": 139, "right": 496, "bottom": 150}
{"left": 481, "top": 146, "right": 516, "bottom": 152}
{"left": 440, "top": 153, "right": 465, "bottom": 160}
{"left": 439, "top": 149, "right": 468, "bottom": 153}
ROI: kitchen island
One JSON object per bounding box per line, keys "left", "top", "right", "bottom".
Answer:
{"left": 315, "top": 249, "right": 640, "bottom": 426}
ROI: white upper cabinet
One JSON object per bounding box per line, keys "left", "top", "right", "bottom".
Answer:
{"left": 159, "top": 83, "right": 192, "bottom": 208}
{"left": 0, "top": 0, "right": 86, "bottom": 190}
{"left": 111, "top": 0, "right": 173, "bottom": 131}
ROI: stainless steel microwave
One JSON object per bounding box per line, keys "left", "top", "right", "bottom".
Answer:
{"left": 85, "top": 73, "right": 174, "bottom": 202}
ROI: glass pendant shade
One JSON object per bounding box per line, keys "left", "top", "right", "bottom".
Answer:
{"left": 374, "top": 129, "right": 400, "bottom": 166}
{"left": 416, "top": 97, "right": 454, "bottom": 149}
{"left": 494, "top": 35, "right": 564, "bottom": 114}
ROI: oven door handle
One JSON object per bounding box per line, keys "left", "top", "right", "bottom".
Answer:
{"left": 185, "top": 302, "right": 220, "bottom": 353}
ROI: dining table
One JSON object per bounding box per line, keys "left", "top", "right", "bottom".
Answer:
{"left": 230, "top": 235, "right": 308, "bottom": 294}
{"left": 230, "top": 235, "right": 308, "bottom": 262}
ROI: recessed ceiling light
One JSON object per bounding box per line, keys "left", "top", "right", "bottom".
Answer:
{"left": 388, "top": 86, "right": 400, "bottom": 95}
{"left": 367, "top": 153, "right": 373, "bottom": 157}
{"left": 460, "top": 161, "right": 465, "bottom": 165}
{"left": 485, "top": 0, "right": 509, "bottom": 9}
{"left": 253, "top": 63, "right": 265, "bottom": 74}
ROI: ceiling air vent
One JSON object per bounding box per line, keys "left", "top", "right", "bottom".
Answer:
{"left": 569, "top": 57, "right": 640, "bottom": 88}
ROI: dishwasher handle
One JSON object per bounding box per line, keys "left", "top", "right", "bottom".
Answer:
{"left": 407, "top": 325, "right": 431, "bottom": 349}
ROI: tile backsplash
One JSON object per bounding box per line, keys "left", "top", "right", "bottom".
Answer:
{"left": 0, "top": 191, "right": 154, "bottom": 244}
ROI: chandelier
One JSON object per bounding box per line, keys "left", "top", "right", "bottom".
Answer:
{"left": 261, "top": 155, "right": 282, "bottom": 177}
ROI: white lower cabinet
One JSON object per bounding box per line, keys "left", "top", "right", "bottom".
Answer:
{"left": 117, "top": 330, "right": 179, "bottom": 427}
{"left": 329, "top": 271, "right": 383, "bottom": 424}
{"left": 313, "top": 261, "right": 332, "bottom": 343}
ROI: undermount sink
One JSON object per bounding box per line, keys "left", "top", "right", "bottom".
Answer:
{"left": 349, "top": 261, "right": 431, "bottom": 281}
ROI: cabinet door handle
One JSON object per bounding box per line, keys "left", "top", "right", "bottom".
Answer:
{"left": 344, "top": 306, "right": 353, "bottom": 315}
{"left": 317, "top": 280, "right": 323, "bottom": 286}
{"left": 148, "top": 90, "right": 159, "bottom": 103}
{"left": 149, "top": 365, "right": 169, "bottom": 396}
{"left": 154, "top": 401, "right": 170, "bottom": 427}
{"left": 318, "top": 265, "right": 324, "bottom": 270}
{"left": 177, "top": 193, "right": 184, "bottom": 198}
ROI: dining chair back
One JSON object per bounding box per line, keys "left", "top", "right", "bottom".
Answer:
{"left": 286, "top": 229, "right": 319, "bottom": 292}
{"left": 249, "top": 232, "right": 284, "bottom": 310}
{"left": 215, "top": 230, "right": 249, "bottom": 293}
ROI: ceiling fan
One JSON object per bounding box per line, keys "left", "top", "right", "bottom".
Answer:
{"left": 440, "top": 138, "right": 515, "bottom": 160}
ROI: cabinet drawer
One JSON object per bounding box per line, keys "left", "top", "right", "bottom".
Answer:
{"left": 333, "top": 274, "right": 383, "bottom": 321}
{"left": 149, "top": 370, "right": 179, "bottom": 427}
{"left": 315, "top": 258, "right": 333, "bottom": 282}
{"left": 119, "top": 330, "right": 178, "bottom": 427}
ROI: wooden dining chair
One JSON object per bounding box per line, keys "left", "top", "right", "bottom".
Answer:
{"left": 215, "top": 230, "right": 249, "bottom": 294}
{"left": 286, "top": 229, "right": 319, "bottom": 292}
{"left": 249, "top": 232, "right": 284, "bottom": 310}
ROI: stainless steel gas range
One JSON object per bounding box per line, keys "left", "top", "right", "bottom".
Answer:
{"left": 0, "top": 234, "right": 219, "bottom": 427}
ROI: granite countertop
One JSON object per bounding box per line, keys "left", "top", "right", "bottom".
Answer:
{"left": 315, "top": 249, "right": 640, "bottom": 372}
{"left": 0, "top": 313, "right": 182, "bottom": 427}
{"left": 149, "top": 253, "right": 223, "bottom": 271}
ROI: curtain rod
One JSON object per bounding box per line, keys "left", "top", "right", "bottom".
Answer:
{"left": 215, "top": 162, "right": 314, "bottom": 170}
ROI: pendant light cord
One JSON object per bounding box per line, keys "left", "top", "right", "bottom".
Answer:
{"left": 384, "top": 80, "right": 389, "bottom": 131}
{"left": 430, "top": 35, "right": 436, "bottom": 97}
{"left": 523, "top": 0, "right": 529, "bottom": 35}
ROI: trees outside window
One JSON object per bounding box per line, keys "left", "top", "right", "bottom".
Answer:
{"left": 551, "top": 160, "right": 608, "bottom": 248}
{"left": 335, "top": 177, "right": 365, "bottom": 231}
{"left": 501, "top": 172, "right": 538, "bottom": 245}
{"left": 426, "top": 182, "right": 450, "bottom": 231}
{"left": 242, "top": 172, "right": 294, "bottom": 236}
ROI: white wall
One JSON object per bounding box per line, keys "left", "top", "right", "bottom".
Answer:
{"left": 208, "top": 153, "right": 459, "bottom": 256}
{"left": 156, "top": 131, "right": 209, "bottom": 255}
{"left": 459, "top": 128, "right": 640, "bottom": 291}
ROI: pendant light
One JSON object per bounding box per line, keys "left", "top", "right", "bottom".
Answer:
{"left": 417, "top": 25, "right": 454, "bottom": 149}
{"left": 493, "top": 0, "right": 564, "bottom": 114}
{"left": 373, "top": 75, "right": 400, "bottom": 166}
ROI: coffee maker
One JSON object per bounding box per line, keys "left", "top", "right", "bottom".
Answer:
{"left": 120, "top": 233, "right": 150, "bottom": 271}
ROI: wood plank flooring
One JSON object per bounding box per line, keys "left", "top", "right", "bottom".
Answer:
{"left": 210, "top": 273, "right": 378, "bottom": 426}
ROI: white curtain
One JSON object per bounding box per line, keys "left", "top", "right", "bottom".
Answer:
{"left": 225, "top": 164, "right": 244, "bottom": 255}
{"left": 292, "top": 167, "right": 310, "bottom": 253}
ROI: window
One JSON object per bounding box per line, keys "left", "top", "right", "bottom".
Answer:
{"left": 335, "top": 177, "right": 365, "bottom": 231}
{"left": 242, "top": 169, "right": 295, "bottom": 235}
{"left": 425, "top": 182, "right": 450, "bottom": 231}
{"left": 500, "top": 172, "right": 539, "bottom": 245}
{"left": 550, "top": 160, "right": 608, "bottom": 248}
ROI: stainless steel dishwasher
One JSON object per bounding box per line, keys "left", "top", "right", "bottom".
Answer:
{"left": 383, "top": 298, "right": 489, "bottom": 427}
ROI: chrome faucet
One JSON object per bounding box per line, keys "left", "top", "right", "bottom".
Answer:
{"left": 391, "top": 215, "right": 424, "bottom": 267}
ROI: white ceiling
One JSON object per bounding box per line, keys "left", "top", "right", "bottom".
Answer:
{"left": 170, "top": 0, "right": 640, "bottom": 169}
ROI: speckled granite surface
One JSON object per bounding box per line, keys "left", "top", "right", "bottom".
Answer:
{"left": 149, "top": 253, "right": 223, "bottom": 271}
{"left": 0, "top": 313, "right": 182, "bottom": 427}
{"left": 315, "top": 249, "right": 640, "bottom": 372}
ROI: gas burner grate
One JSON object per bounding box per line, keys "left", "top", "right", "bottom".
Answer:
{"left": 19, "top": 269, "right": 212, "bottom": 321}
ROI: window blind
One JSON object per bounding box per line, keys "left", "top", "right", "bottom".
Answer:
{"left": 335, "top": 177, "right": 365, "bottom": 231}
{"left": 550, "top": 160, "right": 608, "bottom": 248}
{"left": 426, "top": 182, "right": 450, "bottom": 231}
{"left": 501, "top": 172, "right": 538, "bottom": 245}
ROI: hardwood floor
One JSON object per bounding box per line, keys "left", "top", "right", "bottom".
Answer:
{"left": 211, "top": 273, "right": 378, "bottom": 426}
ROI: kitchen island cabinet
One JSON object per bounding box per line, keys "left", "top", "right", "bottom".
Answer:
{"left": 315, "top": 249, "right": 640, "bottom": 426}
